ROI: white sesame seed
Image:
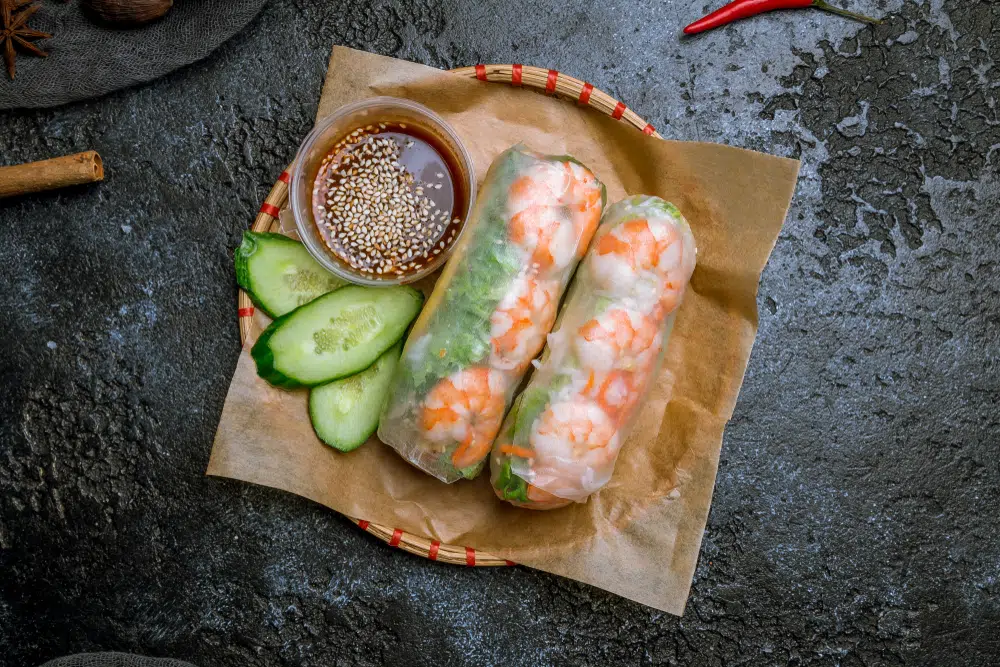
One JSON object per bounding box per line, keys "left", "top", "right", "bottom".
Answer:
{"left": 313, "top": 126, "right": 455, "bottom": 275}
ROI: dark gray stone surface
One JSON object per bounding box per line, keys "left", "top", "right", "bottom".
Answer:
{"left": 1, "top": 0, "right": 997, "bottom": 665}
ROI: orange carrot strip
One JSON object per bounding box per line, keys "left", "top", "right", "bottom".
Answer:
{"left": 499, "top": 444, "right": 535, "bottom": 458}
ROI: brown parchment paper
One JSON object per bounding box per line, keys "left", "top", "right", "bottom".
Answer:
{"left": 207, "top": 46, "right": 800, "bottom": 615}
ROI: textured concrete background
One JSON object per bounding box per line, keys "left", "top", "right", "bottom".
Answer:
{"left": 1, "top": 0, "right": 997, "bottom": 665}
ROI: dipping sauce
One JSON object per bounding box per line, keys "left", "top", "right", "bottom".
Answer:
{"left": 311, "top": 122, "right": 468, "bottom": 279}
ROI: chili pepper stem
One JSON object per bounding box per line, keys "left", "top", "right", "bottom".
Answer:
{"left": 812, "top": 0, "right": 882, "bottom": 24}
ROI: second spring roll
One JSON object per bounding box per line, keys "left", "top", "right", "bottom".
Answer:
{"left": 490, "top": 195, "right": 697, "bottom": 509}
{"left": 378, "top": 145, "right": 605, "bottom": 482}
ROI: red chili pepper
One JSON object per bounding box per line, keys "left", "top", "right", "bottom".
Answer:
{"left": 683, "top": 0, "right": 882, "bottom": 34}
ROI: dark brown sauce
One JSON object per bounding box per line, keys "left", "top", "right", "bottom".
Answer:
{"left": 311, "top": 121, "right": 469, "bottom": 278}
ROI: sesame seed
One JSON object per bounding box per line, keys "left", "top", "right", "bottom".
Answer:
{"left": 313, "top": 126, "right": 458, "bottom": 276}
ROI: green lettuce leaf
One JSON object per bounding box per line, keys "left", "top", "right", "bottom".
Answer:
{"left": 496, "top": 458, "right": 529, "bottom": 503}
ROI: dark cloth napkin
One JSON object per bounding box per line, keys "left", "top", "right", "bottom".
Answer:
{"left": 1, "top": 0, "right": 266, "bottom": 109}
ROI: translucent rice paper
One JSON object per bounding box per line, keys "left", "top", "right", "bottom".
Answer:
{"left": 491, "top": 196, "right": 697, "bottom": 508}
{"left": 378, "top": 145, "right": 605, "bottom": 483}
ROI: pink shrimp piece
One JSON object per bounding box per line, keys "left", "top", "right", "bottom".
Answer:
{"left": 490, "top": 275, "right": 558, "bottom": 372}
{"left": 589, "top": 218, "right": 686, "bottom": 296}
{"left": 528, "top": 399, "right": 620, "bottom": 500}
{"left": 421, "top": 367, "right": 507, "bottom": 469}
{"left": 574, "top": 307, "right": 662, "bottom": 372}
{"left": 521, "top": 484, "right": 573, "bottom": 510}
{"left": 508, "top": 205, "right": 579, "bottom": 272}
{"left": 563, "top": 161, "right": 603, "bottom": 255}
{"left": 658, "top": 266, "right": 690, "bottom": 314}
{"left": 506, "top": 161, "right": 573, "bottom": 218}
{"left": 579, "top": 369, "right": 641, "bottom": 421}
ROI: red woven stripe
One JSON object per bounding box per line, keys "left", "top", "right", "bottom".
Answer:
{"left": 611, "top": 101, "right": 626, "bottom": 120}
{"left": 578, "top": 82, "right": 593, "bottom": 105}
{"left": 357, "top": 520, "right": 370, "bottom": 531}
{"left": 465, "top": 547, "right": 476, "bottom": 566}
{"left": 511, "top": 63, "right": 522, "bottom": 86}
{"left": 389, "top": 528, "right": 403, "bottom": 547}
{"left": 642, "top": 123, "right": 655, "bottom": 136}
{"left": 237, "top": 306, "right": 254, "bottom": 318}
{"left": 259, "top": 202, "right": 281, "bottom": 217}
{"left": 278, "top": 171, "right": 291, "bottom": 184}
{"left": 545, "top": 69, "right": 558, "bottom": 94}
{"left": 505, "top": 560, "right": 516, "bottom": 566}
{"left": 429, "top": 541, "right": 440, "bottom": 560}
{"left": 475, "top": 64, "right": 487, "bottom": 81}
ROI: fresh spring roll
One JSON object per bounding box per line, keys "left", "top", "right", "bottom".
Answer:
{"left": 378, "top": 145, "right": 606, "bottom": 483}
{"left": 490, "top": 195, "right": 697, "bottom": 509}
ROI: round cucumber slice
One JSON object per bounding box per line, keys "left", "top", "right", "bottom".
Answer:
{"left": 235, "top": 232, "right": 346, "bottom": 318}
{"left": 251, "top": 285, "right": 423, "bottom": 388}
{"left": 309, "top": 341, "right": 402, "bottom": 451}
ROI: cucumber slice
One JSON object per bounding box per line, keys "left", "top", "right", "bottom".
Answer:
{"left": 251, "top": 285, "right": 423, "bottom": 388}
{"left": 235, "top": 231, "right": 347, "bottom": 318}
{"left": 309, "top": 341, "right": 402, "bottom": 451}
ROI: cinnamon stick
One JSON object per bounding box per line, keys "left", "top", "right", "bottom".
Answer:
{"left": 0, "top": 151, "right": 104, "bottom": 199}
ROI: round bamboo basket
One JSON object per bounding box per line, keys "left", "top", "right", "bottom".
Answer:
{"left": 238, "top": 64, "right": 660, "bottom": 566}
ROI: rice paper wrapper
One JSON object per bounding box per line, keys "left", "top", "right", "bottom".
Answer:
{"left": 208, "top": 46, "right": 800, "bottom": 615}
{"left": 493, "top": 195, "right": 698, "bottom": 508}
{"left": 378, "top": 145, "right": 605, "bottom": 483}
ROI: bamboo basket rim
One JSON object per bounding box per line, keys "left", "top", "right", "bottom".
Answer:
{"left": 237, "top": 63, "right": 661, "bottom": 567}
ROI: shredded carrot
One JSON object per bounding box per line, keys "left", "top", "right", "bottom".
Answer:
{"left": 438, "top": 348, "right": 446, "bottom": 358}
{"left": 500, "top": 444, "right": 535, "bottom": 458}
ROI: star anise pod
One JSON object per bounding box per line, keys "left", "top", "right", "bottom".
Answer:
{"left": 1, "top": 0, "right": 52, "bottom": 80}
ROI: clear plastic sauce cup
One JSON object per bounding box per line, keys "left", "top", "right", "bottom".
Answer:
{"left": 290, "top": 97, "right": 477, "bottom": 286}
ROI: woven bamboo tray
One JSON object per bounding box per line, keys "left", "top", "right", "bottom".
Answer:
{"left": 237, "top": 64, "right": 660, "bottom": 566}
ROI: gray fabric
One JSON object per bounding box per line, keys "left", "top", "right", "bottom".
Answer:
{"left": 39, "top": 653, "right": 196, "bottom": 667}
{"left": 1, "top": 0, "right": 267, "bottom": 109}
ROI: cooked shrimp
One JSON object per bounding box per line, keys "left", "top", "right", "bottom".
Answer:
{"left": 421, "top": 367, "right": 507, "bottom": 469}
{"left": 521, "top": 483, "right": 572, "bottom": 510}
{"left": 508, "top": 205, "right": 579, "bottom": 272}
{"left": 578, "top": 369, "right": 641, "bottom": 421}
{"left": 506, "top": 161, "right": 573, "bottom": 218}
{"left": 528, "top": 398, "right": 620, "bottom": 500}
{"left": 658, "top": 266, "right": 690, "bottom": 314}
{"left": 574, "top": 307, "right": 661, "bottom": 372}
{"left": 589, "top": 218, "right": 686, "bottom": 298}
{"left": 563, "top": 161, "right": 603, "bottom": 255}
{"left": 490, "top": 275, "right": 558, "bottom": 372}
